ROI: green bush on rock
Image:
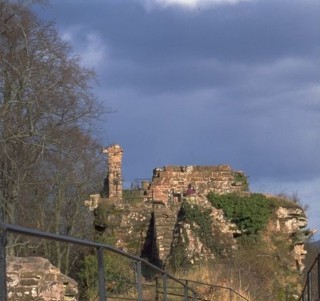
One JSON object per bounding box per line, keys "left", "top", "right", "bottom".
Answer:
{"left": 208, "top": 193, "right": 275, "bottom": 239}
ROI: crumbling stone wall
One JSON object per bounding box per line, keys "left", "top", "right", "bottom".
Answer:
{"left": 144, "top": 165, "right": 248, "bottom": 205}
{"left": 6, "top": 256, "right": 78, "bottom": 301}
{"left": 95, "top": 144, "right": 248, "bottom": 208}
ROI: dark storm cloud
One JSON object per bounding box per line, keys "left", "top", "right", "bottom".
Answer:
{"left": 41, "top": 0, "right": 320, "bottom": 95}
{"left": 103, "top": 54, "right": 319, "bottom": 95}
{"left": 45, "top": 0, "right": 319, "bottom": 63}
{"left": 124, "top": 0, "right": 318, "bottom": 64}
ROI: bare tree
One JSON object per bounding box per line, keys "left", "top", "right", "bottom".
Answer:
{"left": 17, "top": 128, "right": 105, "bottom": 273}
{"left": 0, "top": 1, "right": 106, "bottom": 262}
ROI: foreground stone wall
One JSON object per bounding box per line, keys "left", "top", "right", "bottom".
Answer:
{"left": 7, "top": 257, "right": 78, "bottom": 301}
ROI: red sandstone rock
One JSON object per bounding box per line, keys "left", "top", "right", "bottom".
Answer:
{"left": 6, "top": 256, "right": 78, "bottom": 301}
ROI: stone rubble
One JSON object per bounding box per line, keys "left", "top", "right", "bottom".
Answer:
{"left": 6, "top": 256, "right": 78, "bottom": 301}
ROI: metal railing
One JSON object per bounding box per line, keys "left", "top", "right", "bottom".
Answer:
{"left": 0, "top": 222, "right": 201, "bottom": 301}
{"left": 299, "top": 254, "right": 320, "bottom": 301}
{"left": 0, "top": 222, "right": 251, "bottom": 301}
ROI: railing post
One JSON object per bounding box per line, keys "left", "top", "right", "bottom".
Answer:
{"left": 0, "top": 213, "right": 7, "bottom": 301}
{"left": 184, "top": 279, "right": 189, "bottom": 301}
{"left": 307, "top": 271, "right": 311, "bottom": 301}
{"left": 155, "top": 276, "right": 159, "bottom": 301}
{"left": 163, "top": 273, "right": 168, "bottom": 301}
{"left": 136, "top": 261, "right": 143, "bottom": 301}
{"left": 97, "top": 247, "right": 107, "bottom": 301}
{"left": 318, "top": 254, "right": 320, "bottom": 300}
{"left": 192, "top": 291, "right": 197, "bottom": 301}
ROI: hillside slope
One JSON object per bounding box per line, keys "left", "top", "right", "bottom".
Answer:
{"left": 92, "top": 191, "right": 309, "bottom": 301}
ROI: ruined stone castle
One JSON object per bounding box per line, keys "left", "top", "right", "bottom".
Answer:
{"left": 86, "top": 144, "right": 309, "bottom": 272}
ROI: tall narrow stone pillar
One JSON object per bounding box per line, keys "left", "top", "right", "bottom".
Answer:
{"left": 103, "top": 144, "right": 124, "bottom": 199}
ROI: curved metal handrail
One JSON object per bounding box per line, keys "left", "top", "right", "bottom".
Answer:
{"left": 0, "top": 222, "right": 200, "bottom": 301}
{"left": 1, "top": 222, "right": 252, "bottom": 301}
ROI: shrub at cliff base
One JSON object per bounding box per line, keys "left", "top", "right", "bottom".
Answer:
{"left": 78, "top": 252, "right": 135, "bottom": 301}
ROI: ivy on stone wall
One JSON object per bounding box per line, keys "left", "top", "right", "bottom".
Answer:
{"left": 94, "top": 203, "right": 126, "bottom": 230}
{"left": 168, "top": 226, "right": 190, "bottom": 272}
{"left": 180, "top": 201, "right": 223, "bottom": 256}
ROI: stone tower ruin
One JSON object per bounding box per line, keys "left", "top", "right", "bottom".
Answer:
{"left": 103, "top": 144, "right": 123, "bottom": 199}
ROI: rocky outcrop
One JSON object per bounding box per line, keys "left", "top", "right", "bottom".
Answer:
{"left": 6, "top": 257, "right": 78, "bottom": 301}
{"left": 170, "top": 194, "right": 239, "bottom": 264}
{"left": 274, "top": 207, "right": 307, "bottom": 233}
{"left": 271, "top": 206, "right": 309, "bottom": 271}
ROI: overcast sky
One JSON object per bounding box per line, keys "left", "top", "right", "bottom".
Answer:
{"left": 38, "top": 0, "right": 320, "bottom": 238}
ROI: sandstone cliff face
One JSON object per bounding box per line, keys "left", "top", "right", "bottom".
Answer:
{"left": 6, "top": 257, "right": 78, "bottom": 301}
{"left": 168, "top": 194, "right": 239, "bottom": 267}
{"left": 273, "top": 206, "right": 309, "bottom": 271}
{"left": 172, "top": 194, "right": 309, "bottom": 270}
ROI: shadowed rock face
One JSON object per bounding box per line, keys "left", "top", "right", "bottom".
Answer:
{"left": 6, "top": 256, "right": 78, "bottom": 301}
